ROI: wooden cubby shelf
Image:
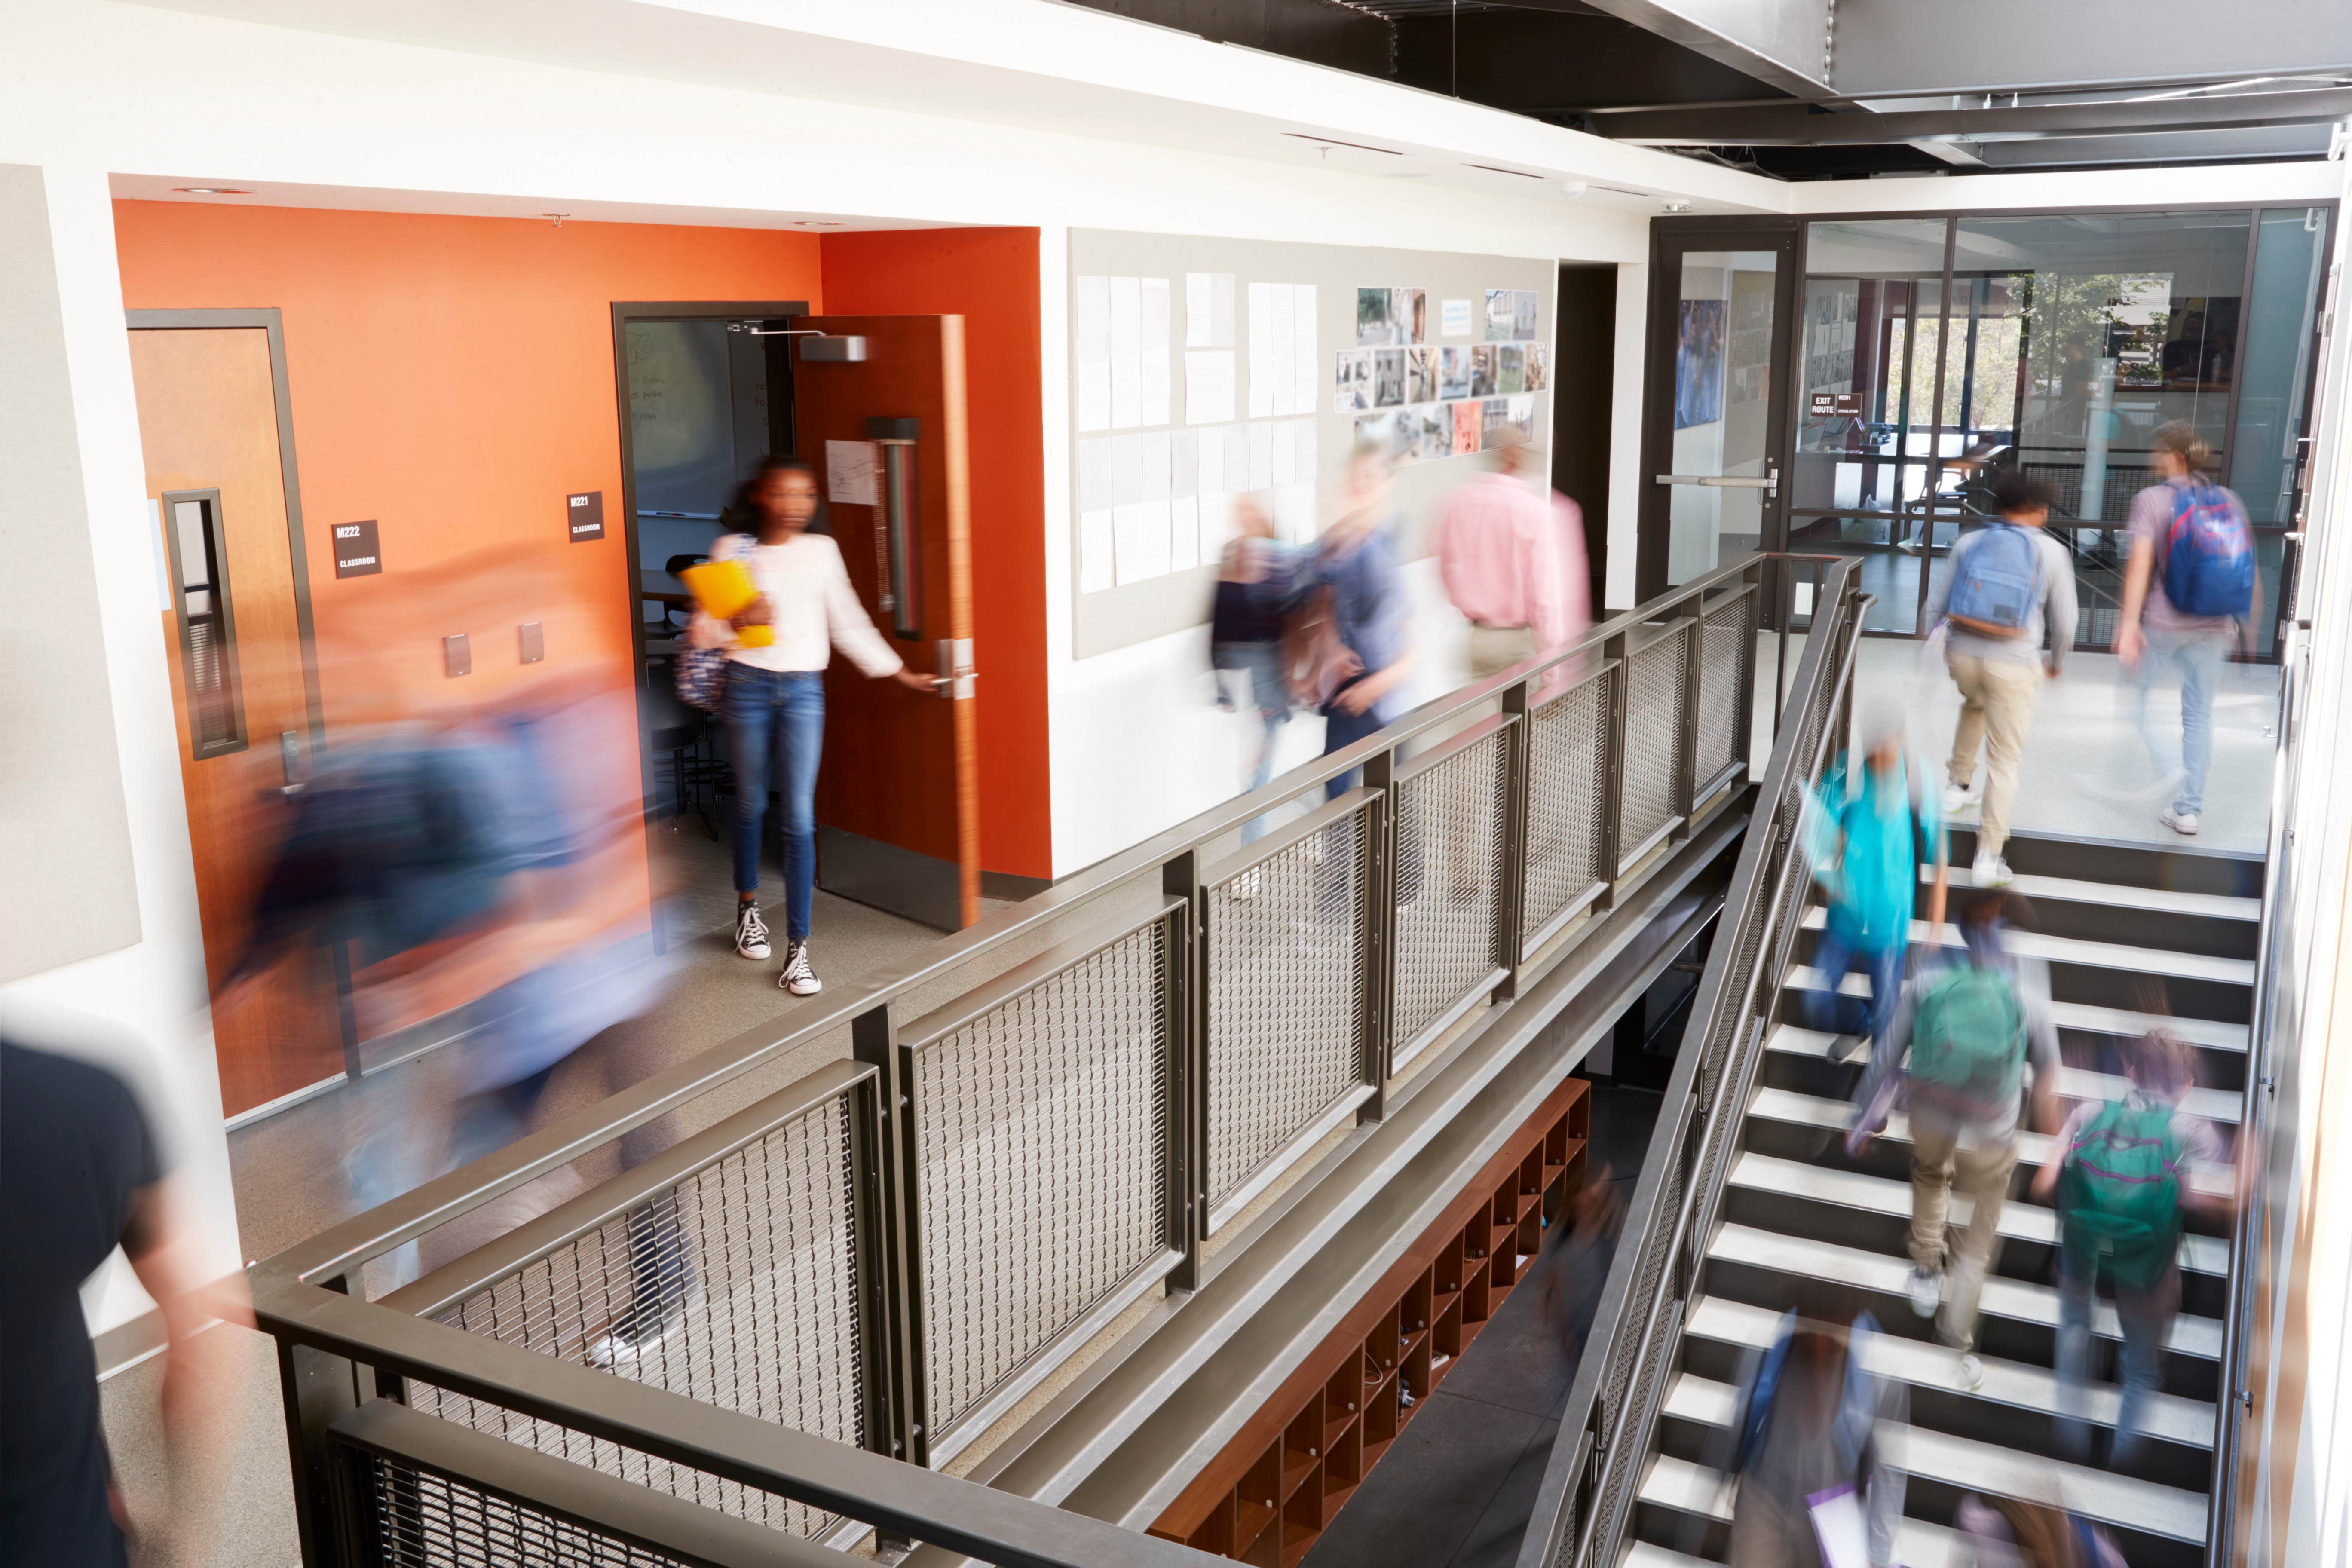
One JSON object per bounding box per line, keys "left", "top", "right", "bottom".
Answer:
{"left": 1150, "top": 1076, "right": 1589, "bottom": 1561}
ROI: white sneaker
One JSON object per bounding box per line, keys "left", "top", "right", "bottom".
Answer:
{"left": 2160, "top": 805, "right": 2201, "bottom": 836}
{"left": 733, "top": 901, "right": 771, "bottom": 960}
{"left": 1906, "top": 1266, "right": 1943, "bottom": 1318}
{"left": 1941, "top": 779, "right": 1980, "bottom": 815}
{"left": 586, "top": 1314, "right": 671, "bottom": 1368}
{"left": 1971, "top": 852, "right": 2015, "bottom": 889}
{"left": 1956, "top": 1353, "right": 1984, "bottom": 1393}
{"left": 779, "top": 939, "right": 822, "bottom": 996}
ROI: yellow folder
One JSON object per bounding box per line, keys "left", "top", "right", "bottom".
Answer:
{"left": 678, "top": 558, "right": 773, "bottom": 648}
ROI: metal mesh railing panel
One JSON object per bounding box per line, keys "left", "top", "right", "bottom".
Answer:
{"left": 1391, "top": 728, "right": 1508, "bottom": 1062}
{"left": 1205, "top": 806, "right": 1370, "bottom": 1213}
{"left": 414, "top": 1096, "right": 862, "bottom": 1539}
{"left": 915, "top": 918, "right": 1173, "bottom": 1435}
{"left": 1522, "top": 668, "right": 1612, "bottom": 944}
{"left": 366, "top": 1451, "right": 698, "bottom": 1568}
{"left": 1694, "top": 594, "right": 1753, "bottom": 790}
{"left": 1620, "top": 628, "right": 1689, "bottom": 852}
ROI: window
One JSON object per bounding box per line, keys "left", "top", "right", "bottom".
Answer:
{"left": 162, "top": 488, "right": 247, "bottom": 756}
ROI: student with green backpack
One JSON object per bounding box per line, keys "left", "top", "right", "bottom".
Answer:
{"left": 2032, "top": 1030, "right": 2226, "bottom": 1469}
{"left": 1849, "top": 892, "right": 2061, "bottom": 1393}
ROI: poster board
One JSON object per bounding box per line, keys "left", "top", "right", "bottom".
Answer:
{"left": 1070, "top": 230, "right": 1555, "bottom": 659}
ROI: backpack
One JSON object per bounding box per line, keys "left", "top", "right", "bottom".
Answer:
{"left": 2058, "top": 1101, "right": 2185, "bottom": 1290}
{"left": 1908, "top": 963, "right": 2026, "bottom": 1109}
{"left": 1944, "top": 521, "right": 2044, "bottom": 638}
{"left": 2161, "top": 481, "right": 2255, "bottom": 619}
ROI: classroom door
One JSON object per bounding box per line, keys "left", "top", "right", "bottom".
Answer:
{"left": 127, "top": 322, "right": 343, "bottom": 1117}
{"left": 795, "top": 315, "right": 980, "bottom": 931}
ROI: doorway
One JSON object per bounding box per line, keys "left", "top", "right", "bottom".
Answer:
{"left": 1552, "top": 265, "right": 1616, "bottom": 615}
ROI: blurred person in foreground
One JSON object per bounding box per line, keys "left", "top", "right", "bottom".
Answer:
{"left": 1712, "top": 1279, "right": 1907, "bottom": 1568}
{"left": 1295, "top": 449, "right": 1418, "bottom": 800}
{"left": 2035, "top": 1028, "right": 2228, "bottom": 1470}
{"left": 1209, "top": 494, "right": 1299, "bottom": 843}
{"left": 1948, "top": 1491, "right": 2128, "bottom": 1568}
{"left": 1925, "top": 467, "right": 2076, "bottom": 888}
{"left": 692, "top": 455, "right": 940, "bottom": 992}
{"left": 2115, "top": 421, "right": 2260, "bottom": 838}
{"left": 1434, "top": 426, "right": 1590, "bottom": 686}
{"left": 3, "top": 1038, "right": 250, "bottom": 1568}
{"left": 1849, "top": 891, "right": 2061, "bottom": 1393}
{"left": 1798, "top": 705, "right": 1947, "bottom": 1063}
{"left": 1537, "top": 1164, "right": 1621, "bottom": 1364}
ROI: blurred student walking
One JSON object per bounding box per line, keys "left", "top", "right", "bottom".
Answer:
{"left": 1926, "top": 469, "right": 2076, "bottom": 888}
{"left": 1850, "top": 892, "right": 2060, "bottom": 1392}
{"left": 2036, "top": 1029, "right": 2227, "bottom": 1469}
{"left": 1434, "top": 427, "right": 1590, "bottom": 682}
{"left": 2116, "top": 421, "right": 2260, "bottom": 837}
{"left": 692, "top": 456, "right": 939, "bottom": 992}
{"left": 1301, "top": 450, "right": 1418, "bottom": 799}
{"left": 1210, "top": 496, "right": 1297, "bottom": 843}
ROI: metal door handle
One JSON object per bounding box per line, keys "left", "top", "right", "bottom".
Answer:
{"left": 1654, "top": 468, "right": 1779, "bottom": 497}
{"left": 934, "top": 637, "right": 976, "bottom": 700}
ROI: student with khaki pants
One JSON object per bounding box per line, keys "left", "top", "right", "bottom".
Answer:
{"left": 1923, "top": 469, "right": 2078, "bottom": 887}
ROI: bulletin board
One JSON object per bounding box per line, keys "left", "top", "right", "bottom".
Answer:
{"left": 1069, "top": 230, "right": 1556, "bottom": 658}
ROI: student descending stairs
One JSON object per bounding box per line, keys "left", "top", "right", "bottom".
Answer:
{"left": 1623, "top": 829, "right": 2260, "bottom": 1568}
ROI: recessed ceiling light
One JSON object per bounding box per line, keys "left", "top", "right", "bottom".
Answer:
{"left": 1283, "top": 132, "right": 1402, "bottom": 156}
{"left": 795, "top": 220, "right": 848, "bottom": 228}
{"left": 1465, "top": 164, "right": 1544, "bottom": 179}
{"left": 173, "top": 187, "right": 251, "bottom": 196}
{"left": 1662, "top": 200, "right": 1694, "bottom": 213}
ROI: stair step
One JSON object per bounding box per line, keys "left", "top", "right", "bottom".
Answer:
{"left": 1798, "top": 906, "right": 2256, "bottom": 987}
{"left": 1634, "top": 1454, "right": 1959, "bottom": 1565}
{"left": 1682, "top": 1295, "right": 2216, "bottom": 1449}
{"left": 1708, "top": 1223, "right": 2224, "bottom": 1360}
{"left": 1746, "top": 1086, "right": 2239, "bottom": 1193}
{"left": 1726, "top": 1152, "right": 2230, "bottom": 1276}
{"left": 1778, "top": 980, "right": 2252, "bottom": 1055}
{"left": 1931, "top": 864, "right": 2259, "bottom": 924}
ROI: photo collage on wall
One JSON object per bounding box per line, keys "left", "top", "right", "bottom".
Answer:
{"left": 1339, "top": 286, "right": 1544, "bottom": 466}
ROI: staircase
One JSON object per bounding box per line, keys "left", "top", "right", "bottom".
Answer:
{"left": 1624, "top": 829, "right": 2262, "bottom": 1568}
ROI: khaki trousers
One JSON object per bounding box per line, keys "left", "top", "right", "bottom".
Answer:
{"left": 1908, "top": 1118, "right": 2018, "bottom": 1355}
{"left": 1468, "top": 622, "right": 1537, "bottom": 679}
{"left": 1945, "top": 654, "right": 2042, "bottom": 857}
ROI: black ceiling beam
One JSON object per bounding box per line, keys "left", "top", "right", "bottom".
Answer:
{"left": 1598, "top": 86, "right": 2352, "bottom": 146}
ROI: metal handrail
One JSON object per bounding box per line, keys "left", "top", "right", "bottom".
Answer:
{"left": 1514, "top": 559, "right": 1868, "bottom": 1568}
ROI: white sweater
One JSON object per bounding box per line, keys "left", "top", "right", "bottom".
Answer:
{"left": 688, "top": 531, "right": 903, "bottom": 677}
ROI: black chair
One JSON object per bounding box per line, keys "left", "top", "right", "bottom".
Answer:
{"left": 642, "top": 684, "right": 715, "bottom": 837}
{"left": 661, "top": 553, "right": 708, "bottom": 635}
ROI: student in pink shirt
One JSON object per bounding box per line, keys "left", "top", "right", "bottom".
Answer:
{"left": 1433, "top": 429, "right": 1591, "bottom": 684}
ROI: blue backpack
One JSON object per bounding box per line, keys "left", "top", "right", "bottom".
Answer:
{"left": 2162, "top": 481, "right": 2255, "bottom": 618}
{"left": 1944, "top": 521, "right": 2043, "bottom": 637}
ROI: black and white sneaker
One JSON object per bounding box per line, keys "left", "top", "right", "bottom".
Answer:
{"left": 733, "top": 901, "right": 771, "bottom": 960}
{"left": 779, "top": 939, "right": 821, "bottom": 996}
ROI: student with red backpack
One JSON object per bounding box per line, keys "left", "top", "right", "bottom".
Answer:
{"left": 2116, "top": 421, "right": 2260, "bottom": 837}
{"left": 2032, "top": 1030, "right": 2227, "bottom": 1470}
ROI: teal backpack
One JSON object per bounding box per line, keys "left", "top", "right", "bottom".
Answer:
{"left": 1908, "top": 963, "right": 2026, "bottom": 1109}
{"left": 2059, "top": 1102, "right": 2186, "bottom": 1290}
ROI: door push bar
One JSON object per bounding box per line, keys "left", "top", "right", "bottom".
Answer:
{"left": 1655, "top": 467, "right": 1778, "bottom": 497}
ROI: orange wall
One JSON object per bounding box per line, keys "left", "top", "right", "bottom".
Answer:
{"left": 819, "top": 228, "right": 1050, "bottom": 880}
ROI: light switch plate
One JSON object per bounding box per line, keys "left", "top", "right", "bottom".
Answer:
{"left": 519, "top": 622, "right": 544, "bottom": 663}
{"left": 444, "top": 633, "right": 472, "bottom": 677}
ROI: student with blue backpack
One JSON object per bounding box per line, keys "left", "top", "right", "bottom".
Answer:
{"left": 2116, "top": 422, "right": 2260, "bottom": 837}
{"left": 1923, "top": 469, "right": 2077, "bottom": 889}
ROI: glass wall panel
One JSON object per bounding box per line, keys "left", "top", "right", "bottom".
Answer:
{"left": 1665, "top": 249, "right": 1781, "bottom": 585}
{"left": 2234, "top": 208, "right": 2330, "bottom": 652}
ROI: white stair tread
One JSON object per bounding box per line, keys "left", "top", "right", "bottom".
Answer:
{"left": 1799, "top": 904, "right": 2255, "bottom": 985}
{"left": 1682, "top": 1295, "right": 2216, "bottom": 1447}
{"left": 1931, "top": 863, "right": 2260, "bottom": 923}
{"left": 1729, "top": 1151, "right": 2230, "bottom": 1275}
{"left": 1709, "top": 1222, "right": 2225, "bottom": 1359}
{"left": 1635, "top": 1455, "right": 1958, "bottom": 1567}
{"left": 1777, "top": 979, "right": 2251, "bottom": 1053}
{"left": 1747, "top": 1087, "right": 2240, "bottom": 1194}
{"left": 1658, "top": 1377, "right": 2209, "bottom": 1542}
{"left": 1755, "top": 1052, "right": 2244, "bottom": 1127}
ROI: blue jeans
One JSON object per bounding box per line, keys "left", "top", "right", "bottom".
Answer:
{"left": 2056, "top": 1253, "right": 2177, "bottom": 1470}
{"left": 2127, "top": 624, "right": 2229, "bottom": 815}
{"left": 1219, "top": 643, "right": 1290, "bottom": 843}
{"left": 1804, "top": 929, "right": 1904, "bottom": 1046}
{"left": 723, "top": 666, "right": 824, "bottom": 941}
{"left": 1320, "top": 699, "right": 1389, "bottom": 801}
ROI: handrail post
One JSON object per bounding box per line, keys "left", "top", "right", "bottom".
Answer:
{"left": 1669, "top": 591, "right": 1704, "bottom": 844}
{"left": 1494, "top": 675, "right": 1532, "bottom": 1000}
{"left": 851, "top": 1003, "right": 929, "bottom": 1469}
{"left": 1164, "top": 849, "right": 1208, "bottom": 1292}
{"left": 1360, "top": 747, "right": 1400, "bottom": 1118}
{"left": 845, "top": 1067, "right": 900, "bottom": 1464}
{"left": 1592, "top": 629, "right": 1631, "bottom": 910}
{"left": 279, "top": 1270, "right": 365, "bottom": 1568}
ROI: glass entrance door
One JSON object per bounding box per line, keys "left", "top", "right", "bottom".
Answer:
{"left": 1642, "top": 229, "right": 1797, "bottom": 600}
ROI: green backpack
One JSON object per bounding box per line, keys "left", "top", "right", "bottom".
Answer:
{"left": 2058, "top": 1102, "right": 2185, "bottom": 1290}
{"left": 1909, "top": 963, "right": 2026, "bottom": 1109}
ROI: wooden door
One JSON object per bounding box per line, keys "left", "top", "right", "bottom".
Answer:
{"left": 128, "top": 325, "right": 343, "bottom": 1116}
{"left": 794, "top": 315, "right": 979, "bottom": 930}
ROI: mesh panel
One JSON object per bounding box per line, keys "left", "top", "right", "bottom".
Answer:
{"left": 1205, "top": 808, "right": 1370, "bottom": 1212}
{"left": 1391, "top": 728, "right": 1507, "bottom": 1063}
{"left": 368, "top": 1453, "right": 700, "bottom": 1568}
{"left": 1694, "top": 593, "right": 1753, "bottom": 791}
{"left": 915, "top": 919, "right": 1173, "bottom": 1435}
{"left": 1522, "top": 668, "right": 1612, "bottom": 945}
{"left": 1620, "top": 628, "right": 1689, "bottom": 854}
{"left": 416, "top": 1096, "right": 861, "bottom": 1540}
